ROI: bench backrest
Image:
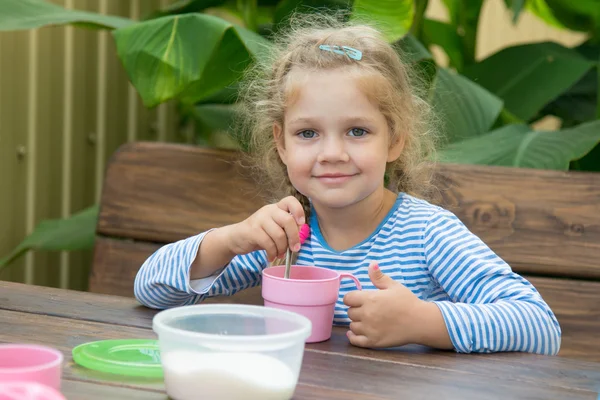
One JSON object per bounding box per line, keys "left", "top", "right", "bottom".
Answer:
{"left": 90, "top": 141, "right": 600, "bottom": 297}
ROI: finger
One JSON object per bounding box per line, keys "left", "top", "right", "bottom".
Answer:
{"left": 262, "top": 219, "right": 288, "bottom": 258}
{"left": 257, "top": 229, "right": 279, "bottom": 261}
{"left": 343, "top": 290, "right": 365, "bottom": 308}
{"left": 272, "top": 209, "right": 301, "bottom": 252}
{"left": 277, "top": 196, "right": 306, "bottom": 225}
{"left": 349, "top": 321, "right": 366, "bottom": 335}
{"left": 346, "top": 330, "right": 371, "bottom": 348}
{"left": 346, "top": 307, "right": 362, "bottom": 322}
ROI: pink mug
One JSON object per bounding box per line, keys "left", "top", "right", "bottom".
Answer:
{"left": 262, "top": 265, "right": 362, "bottom": 343}
{"left": 0, "top": 345, "right": 63, "bottom": 391}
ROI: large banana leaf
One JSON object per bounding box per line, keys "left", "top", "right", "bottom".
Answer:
{"left": 0, "top": 205, "right": 98, "bottom": 270}
{"left": 0, "top": 0, "right": 133, "bottom": 31}
{"left": 463, "top": 42, "right": 595, "bottom": 122}
{"left": 438, "top": 120, "right": 600, "bottom": 170}
{"left": 430, "top": 68, "right": 504, "bottom": 143}
{"left": 113, "top": 13, "right": 271, "bottom": 108}
{"left": 351, "top": 0, "right": 414, "bottom": 43}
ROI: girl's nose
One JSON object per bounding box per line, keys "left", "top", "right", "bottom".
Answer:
{"left": 317, "top": 136, "right": 350, "bottom": 163}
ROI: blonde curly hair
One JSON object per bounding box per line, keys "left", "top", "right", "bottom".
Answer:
{"left": 236, "top": 13, "right": 438, "bottom": 218}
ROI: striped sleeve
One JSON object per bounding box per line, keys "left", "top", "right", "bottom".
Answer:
{"left": 134, "top": 230, "right": 266, "bottom": 309}
{"left": 423, "top": 209, "right": 562, "bottom": 355}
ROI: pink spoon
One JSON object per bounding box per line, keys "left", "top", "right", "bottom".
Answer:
{"left": 284, "top": 224, "right": 310, "bottom": 279}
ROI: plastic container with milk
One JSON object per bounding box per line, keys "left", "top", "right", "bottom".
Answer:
{"left": 152, "top": 304, "right": 312, "bottom": 400}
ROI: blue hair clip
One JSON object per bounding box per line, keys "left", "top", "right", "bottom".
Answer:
{"left": 318, "top": 45, "right": 363, "bottom": 61}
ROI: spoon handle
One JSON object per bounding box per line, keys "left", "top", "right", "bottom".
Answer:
{"left": 284, "top": 248, "right": 292, "bottom": 279}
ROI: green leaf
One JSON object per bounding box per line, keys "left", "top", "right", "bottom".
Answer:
{"left": 0, "top": 0, "right": 133, "bottom": 31}
{"left": 571, "top": 143, "right": 600, "bottom": 171}
{"left": 193, "top": 104, "right": 241, "bottom": 149}
{"left": 112, "top": 14, "right": 271, "bottom": 108}
{"left": 463, "top": 42, "right": 594, "bottom": 121}
{"left": 193, "top": 103, "right": 238, "bottom": 134}
{"left": 528, "top": 0, "right": 600, "bottom": 33}
{"left": 438, "top": 124, "right": 531, "bottom": 165}
{"left": 503, "top": 0, "right": 527, "bottom": 24}
{"left": 439, "top": 0, "right": 483, "bottom": 67}
{"left": 0, "top": 205, "right": 98, "bottom": 270}
{"left": 539, "top": 68, "right": 598, "bottom": 124}
{"left": 527, "top": 0, "right": 566, "bottom": 28}
{"left": 143, "top": 0, "right": 228, "bottom": 20}
{"left": 438, "top": 120, "right": 600, "bottom": 170}
{"left": 537, "top": 40, "right": 600, "bottom": 125}
{"left": 431, "top": 68, "right": 504, "bottom": 143}
{"left": 395, "top": 34, "right": 438, "bottom": 92}
{"left": 273, "top": 0, "right": 352, "bottom": 28}
{"left": 396, "top": 33, "right": 433, "bottom": 63}
{"left": 351, "top": 0, "right": 414, "bottom": 43}
{"left": 422, "top": 18, "right": 463, "bottom": 70}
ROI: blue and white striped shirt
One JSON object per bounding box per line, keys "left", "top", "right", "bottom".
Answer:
{"left": 134, "top": 193, "right": 561, "bottom": 355}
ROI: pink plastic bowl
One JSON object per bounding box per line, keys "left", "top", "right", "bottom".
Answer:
{"left": 0, "top": 345, "right": 63, "bottom": 391}
{"left": 0, "top": 382, "right": 66, "bottom": 400}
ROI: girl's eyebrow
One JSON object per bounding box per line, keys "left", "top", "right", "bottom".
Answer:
{"left": 287, "top": 117, "right": 316, "bottom": 126}
{"left": 342, "top": 116, "right": 376, "bottom": 126}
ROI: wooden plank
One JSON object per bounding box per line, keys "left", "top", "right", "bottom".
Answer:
{"left": 96, "top": 142, "right": 600, "bottom": 279}
{"left": 89, "top": 237, "right": 263, "bottom": 304}
{"left": 529, "top": 276, "right": 600, "bottom": 361}
{"left": 433, "top": 163, "right": 600, "bottom": 279}
{"left": 0, "top": 309, "right": 596, "bottom": 400}
{"left": 62, "top": 375, "right": 389, "bottom": 400}
{"left": 97, "top": 142, "right": 263, "bottom": 243}
{"left": 89, "top": 237, "right": 156, "bottom": 297}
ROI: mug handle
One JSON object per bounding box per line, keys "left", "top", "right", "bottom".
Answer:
{"left": 339, "top": 273, "right": 362, "bottom": 290}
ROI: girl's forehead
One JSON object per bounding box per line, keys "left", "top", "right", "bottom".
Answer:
{"left": 282, "top": 68, "right": 388, "bottom": 127}
{"left": 283, "top": 67, "right": 384, "bottom": 109}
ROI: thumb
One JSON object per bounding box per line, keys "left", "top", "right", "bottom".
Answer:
{"left": 368, "top": 263, "right": 396, "bottom": 290}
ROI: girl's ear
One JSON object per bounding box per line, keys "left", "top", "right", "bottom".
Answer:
{"left": 387, "top": 131, "right": 406, "bottom": 162}
{"left": 273, "top": 123, "right": 288, "bottom": 165}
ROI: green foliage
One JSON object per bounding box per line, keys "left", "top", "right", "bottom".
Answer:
{"left": 0, "top": 0, "right": 599, "bottom": 267}
{"left": 0, "top": 0, "right": 133, "bottom": 31}
{"left": 351, "top": 0, "right": 414, "bottom": 42}
{"left": 0, "top": 206, "right": 98, "bottom": 271}
{"left": 113, "top": 14, "right": 269, "bottom": 107}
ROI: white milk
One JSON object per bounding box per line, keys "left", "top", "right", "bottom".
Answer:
{"left": 162, "top": 351, "right": 297, "bottom": 400}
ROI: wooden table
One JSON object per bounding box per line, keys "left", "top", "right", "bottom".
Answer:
{"left": 1, "top": 281, "right": 599, "bottom": 399}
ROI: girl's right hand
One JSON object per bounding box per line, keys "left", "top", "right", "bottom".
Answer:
{"left": 224, "top": 196, "right": 306, "bottom": 262}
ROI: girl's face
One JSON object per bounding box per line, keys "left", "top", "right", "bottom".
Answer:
{"left": 274, "top": 68, "right": 404, "bottom": 210}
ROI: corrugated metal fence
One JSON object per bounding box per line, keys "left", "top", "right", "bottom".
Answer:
{"left": 0, "top": 0, "right": 179, "bottom": 290}
{"left": 0, "top": 0, "right": 586, "bottom": 290}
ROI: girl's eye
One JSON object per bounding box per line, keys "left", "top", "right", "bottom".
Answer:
{"left": 298, "top": 130, "right": 317, "bottom": 139}
{"left": 349, "top": 128, "right": 367, "bottom": 137}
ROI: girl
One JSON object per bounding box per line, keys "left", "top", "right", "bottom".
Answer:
{"left": 134, "top": 17, "right": 561, "bottom": 355}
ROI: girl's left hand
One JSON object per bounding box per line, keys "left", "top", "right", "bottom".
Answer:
{"left": 343, "top": 263, "right": 425, "bottom": 348}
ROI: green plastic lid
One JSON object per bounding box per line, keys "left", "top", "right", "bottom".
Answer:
{"left": 72, "top": 339, "right": 163, "bottom": 378}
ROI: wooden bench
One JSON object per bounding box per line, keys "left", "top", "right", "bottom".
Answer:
{"left": 90, "top": 141, "right": 600, "bottom": 362}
